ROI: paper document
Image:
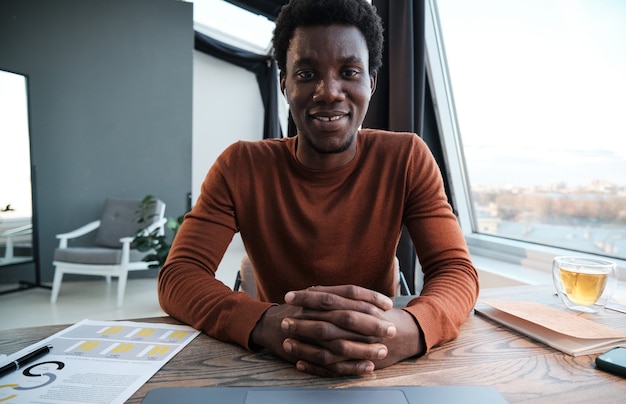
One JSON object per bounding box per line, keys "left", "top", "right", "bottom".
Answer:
{"left": 0, "top": 319, "right": 200, "bottom": 404}
{"left": 475, "top": 300, "right": 626, "bottom": 356}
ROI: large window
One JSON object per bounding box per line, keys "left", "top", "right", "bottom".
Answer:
{"left": 191, "top": 0, "right": 275, "bottom": 54}
{"left": 427, "top": 0, "right": 625, "bottom": 268}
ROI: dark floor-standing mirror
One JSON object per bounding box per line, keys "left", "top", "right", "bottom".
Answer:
{"left": 0, "top": 69, "right": 39, "bottom": 293}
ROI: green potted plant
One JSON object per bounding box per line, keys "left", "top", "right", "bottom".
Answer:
{"left": 132, "top": 195, "right": 184, "bottom": 268}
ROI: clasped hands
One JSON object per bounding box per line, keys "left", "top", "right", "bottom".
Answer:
{"left": 250, "top": 285, "right": 421, "bottom": 377}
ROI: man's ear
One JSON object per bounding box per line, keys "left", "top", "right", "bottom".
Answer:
{"left": 280, "top": 75, "right": 287, "bottom": 99}
{"left": 370, "top": 72, "right": 378, "bottom": 95}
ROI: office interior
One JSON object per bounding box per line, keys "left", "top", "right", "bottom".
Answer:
{"left": 1, "top": 0, "right": 624, "bottom": 331}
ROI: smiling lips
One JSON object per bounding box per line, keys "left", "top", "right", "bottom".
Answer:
{"left": 315, "top": 115, "right": 343, "bottom": 122}
{"left": 312, "top": 112, "right": 347, "bottom": 122}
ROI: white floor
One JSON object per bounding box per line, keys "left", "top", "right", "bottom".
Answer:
{"left": 0, "top": 235, "right": 245, "bottom": 331}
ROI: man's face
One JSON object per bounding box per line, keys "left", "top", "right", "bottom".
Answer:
{"left": 281, "top": 25, "right": 376, "bottom": 169}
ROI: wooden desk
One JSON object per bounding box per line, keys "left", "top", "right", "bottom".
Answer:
{"left": 1, "top": 285, "right": 625, "bottom": 403}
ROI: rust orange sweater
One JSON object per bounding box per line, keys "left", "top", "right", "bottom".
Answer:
{"left": 158, "top": 129, "right": 479, "bottom": 352}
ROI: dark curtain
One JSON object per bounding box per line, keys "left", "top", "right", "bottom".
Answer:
{"left": 194, "top": 31, "right": 282, "bottom": 139}
{"left": 287, "top": 112, "right": 297, "bottom": 137}
{"left": 364, "top": 0, "right": 426, "bottom": 294}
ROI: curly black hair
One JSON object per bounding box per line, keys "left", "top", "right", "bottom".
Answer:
{"left": 272, "top": 0, "right": 384, "bottom": 76}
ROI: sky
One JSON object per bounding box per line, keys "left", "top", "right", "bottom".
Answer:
{"left": 437, "top": 0, "right": 626, "bottom": 187}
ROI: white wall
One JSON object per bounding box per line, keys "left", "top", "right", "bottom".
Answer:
{"left": 192, "top": 50, "right": 265, "bottom": 204}
{"left": 192, "top": 49, "right": 290, "bottom": 287}
{"left": 193, "top": 50, "right": 273, "bottom": 287}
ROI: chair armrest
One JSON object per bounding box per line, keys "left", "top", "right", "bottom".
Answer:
{"left": 56, "top": 220, "right": 101, "bottom": 248}
{"left": 119, "top": 218, "right": 166, "bottom": 264}
{"left": 133, "top": 217, "right": 167, "bottom": 238}
{"left": 120, "top": 217, "right": 167, "bottom": 245}
{"left": 119, "top": 236, "right": 134, "bottom": 244}
{"left": 148, "top": 217, "right": 168, "bottom": 232}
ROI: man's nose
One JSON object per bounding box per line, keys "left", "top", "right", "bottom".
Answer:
{"left": 313, "top": 76, "right": 345, "bottom": 103}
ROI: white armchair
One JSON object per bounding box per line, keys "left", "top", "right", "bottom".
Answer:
{"left": 51, "top": 197, "right": 166, "bottom": 307}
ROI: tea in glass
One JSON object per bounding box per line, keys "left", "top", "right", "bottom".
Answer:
{"left": 552, "top": 256, "right": 617, "bottom": 313}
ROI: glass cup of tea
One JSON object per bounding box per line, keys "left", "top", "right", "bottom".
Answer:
{"left": 552, "top": 256, "right": 618, "bottom": 313}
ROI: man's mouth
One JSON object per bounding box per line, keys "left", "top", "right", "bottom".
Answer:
{"left": 312, "top": 114, "right": 346, "bottom": 122}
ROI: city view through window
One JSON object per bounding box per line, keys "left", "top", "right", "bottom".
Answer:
{"left": 437, "top": 0, "right": 626, "bottom": 260}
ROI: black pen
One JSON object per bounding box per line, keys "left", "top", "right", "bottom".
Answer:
{"left": 0, "top": 345, "right": 53, "bottom": 377}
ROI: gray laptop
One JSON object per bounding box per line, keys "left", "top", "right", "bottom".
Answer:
{"left": 142, "top": 386, "right": 508, "bottom": 403}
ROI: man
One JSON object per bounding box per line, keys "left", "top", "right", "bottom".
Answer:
{"left": 158, "top": 0, "right": 479, "bottom": 377}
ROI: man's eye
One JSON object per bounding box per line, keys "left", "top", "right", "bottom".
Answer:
{"left": 297, "top": 71, "right": 314, "bottom": 79}
{"left": 343, "top": 69, "right": 360, "bottom": 77}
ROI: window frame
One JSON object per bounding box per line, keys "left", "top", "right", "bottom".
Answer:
{"left": 424, "top": 0, "right": 626, "bottom": 281}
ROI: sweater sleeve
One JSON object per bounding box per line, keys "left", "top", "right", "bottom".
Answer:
{"left": 401, "top": 136, "right": 479, "bottom": 352}
{"left": 157, "top": 143, "right": 274, "bottom": 350}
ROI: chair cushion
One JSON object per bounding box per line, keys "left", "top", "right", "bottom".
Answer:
{"left": 54, "top": 247, "right": 147, "bottom": 265}
{"left": 95, "top": 198, "right": 152, "bottom": 248}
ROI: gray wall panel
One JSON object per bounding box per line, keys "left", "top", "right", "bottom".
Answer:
{"left": 0, "top": 0, "right": 193, "bottom": 283}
